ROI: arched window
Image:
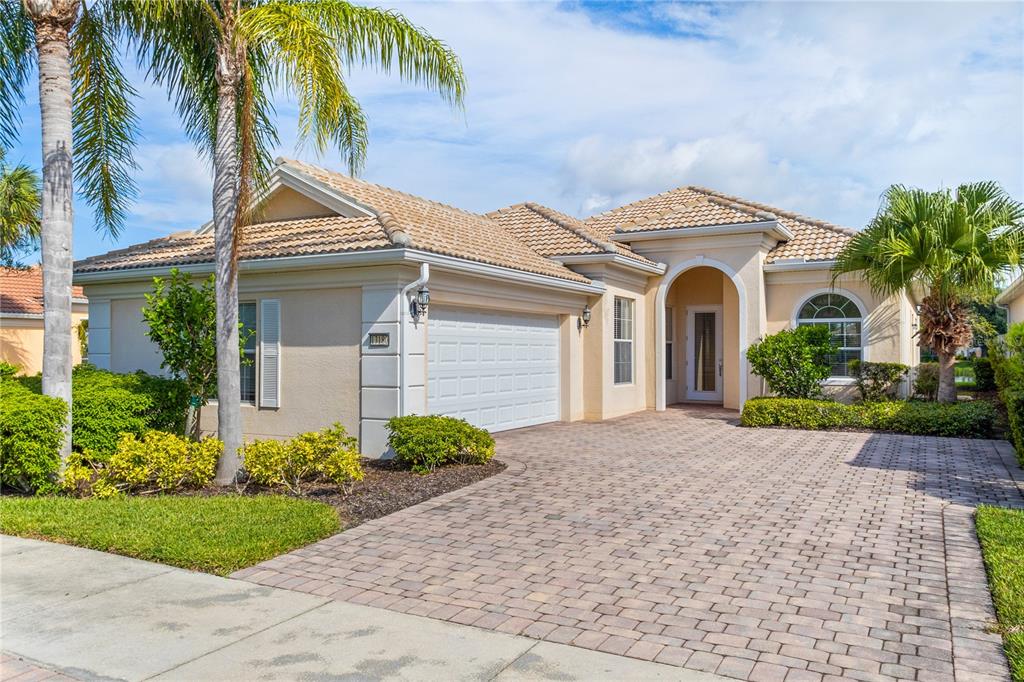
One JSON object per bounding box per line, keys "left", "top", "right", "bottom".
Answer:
{"left": 796, "top": 292, "right": 863, "bottom": 377}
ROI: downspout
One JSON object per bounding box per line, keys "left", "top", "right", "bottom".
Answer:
{"left": 398, "top": 263, "right": 430, "bottom": 417}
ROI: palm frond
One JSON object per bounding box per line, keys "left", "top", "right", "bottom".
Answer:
{"left": 71, "top": 1, "right": 140, "bottom": 237}
{"left": 0, "top": 2, "right": 35, "bottom": 149}
{"left": 0, "top": 151, "right": 41, "bottom": 264}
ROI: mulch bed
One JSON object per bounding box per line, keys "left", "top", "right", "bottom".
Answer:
{"left": 200, "top": 458, "right": 507, "bottom": 528}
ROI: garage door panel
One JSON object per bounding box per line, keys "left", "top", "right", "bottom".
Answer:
{"left": 427, "top": 307, "right": 559, "bottom": 432}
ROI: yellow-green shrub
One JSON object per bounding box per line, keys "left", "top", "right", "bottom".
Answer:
{"left": 243, "top": 423, "right": 363, "bottom": 492}
{"left": 386, "top": 415, "right": 495, "bottom": 473}
{"left": 62, "top": 431, "right": 221, "bottom": 498}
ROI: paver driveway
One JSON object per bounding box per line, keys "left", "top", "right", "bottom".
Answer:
{"left": 236, "top": 407, "right": 1024, "bottom": 682}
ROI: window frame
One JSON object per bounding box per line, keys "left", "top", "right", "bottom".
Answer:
{"left": 613, "top": 296, "right": 635, "bottom": 385}
{"left": 792, "top": 289, "right": 867, "bottom": 382}
{"left": 239, "top": 300, "right": 259, "bottom": 404}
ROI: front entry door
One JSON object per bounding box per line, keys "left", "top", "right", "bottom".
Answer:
{"left": 686, "top": 305, "right": 723, "bottom": 402}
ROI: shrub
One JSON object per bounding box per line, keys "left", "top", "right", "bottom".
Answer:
{"left": 746, "top": 326, "right": 836, "bottom": 399}
{"left": 243, "top": 423, "right": 363, "bottom": 493}
{"left": 0, "top": 381, "right": 67, "bottom": 493}
{"left": 0, "top": 361, "right": 19, "bottom": 380}
{"left": 387, "top": 415, "right": 495, "bottom": 473}
{"left": 61, "top": 431, "right": 222, "bottom": 498}
{"left": 1006, "top": 322, "right": 1024, "bottom": 356}
{"left": 914, "top": 362, "right": 940, "bottom": 400}
{"left": 849, "top": 360, "right": 909, "bottom": 402}
{"left": 740, "top": 397, "right": 995, "bottom": 438}
{"left": 974, "top": 357, "right": 996, "bottom": 391}
{"left": 990, "top": 347, "right": 1024, "bottom": 466}
{"left": 18, "top": 364, "right": 189, "bottom": 457}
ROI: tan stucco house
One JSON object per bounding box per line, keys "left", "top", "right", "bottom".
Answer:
{"left": 1, "top": 266, "right": 88, "bottom": 375}
{"left": 996, "top": 273, "right": 1024, "bottom": 325}
{"left": 73, "top": 159, "right": 919, "bottom": 456}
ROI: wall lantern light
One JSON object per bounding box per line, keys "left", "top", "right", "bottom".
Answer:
{"left": 577, "top": 304, "right": 592, "bottom": 330}
{"left": 410, "top": 285, "right": 430, "bottom": 321}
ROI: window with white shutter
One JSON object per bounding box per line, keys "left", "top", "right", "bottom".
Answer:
{"left": 259, "top": 299, "right": 281, "bottom": 408}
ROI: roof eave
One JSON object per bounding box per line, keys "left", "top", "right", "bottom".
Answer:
{"left": 996, "top": 274, "right": 1024, "bottom": 305}
{"left": 610, "top": 220, "right": 793, "bottom": 243}
{"left": 552, "top": 253, "right": 666, "bottom": 275}
{"left": 763, "top": 259, "right": 837, "bottom": 273}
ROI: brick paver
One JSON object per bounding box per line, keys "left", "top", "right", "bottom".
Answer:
{"left": 236, "top": 407, "right": 1024, "bottom": 681}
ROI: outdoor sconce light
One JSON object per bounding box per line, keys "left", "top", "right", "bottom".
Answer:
{"left": 578, "top": 304, "right": 592, "bottom": 330}
{"left": 410, "top": 285, "right": 430, "bottom": 321}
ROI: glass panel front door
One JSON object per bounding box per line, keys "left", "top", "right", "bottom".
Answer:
{"left": 693, "top": 312, "right": 716, "bottom": 393}
{"left": 686, "top": 306, "right": 723, "bottom": 401}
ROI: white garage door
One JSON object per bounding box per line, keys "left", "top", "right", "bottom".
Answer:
{"left": 427, "top": 307, "right": 560, "bottom": 432}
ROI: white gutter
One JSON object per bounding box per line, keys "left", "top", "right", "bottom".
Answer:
{"left": 763, "top": 259, "right": 837, "bottom": 272}
{"left": 76, "top": 248, "right": 605, "bottom": 293}
{"left": 610, "top": 220, "right": 793, "bottom": 243}
{"left": 398, "top": 263, "right": 429, "bottom": 417}
{"left": 0, "top": 312, "right": 44, "bottom": 320}
{"left": 553, "top": 253, "right": 667, "bottom": 275}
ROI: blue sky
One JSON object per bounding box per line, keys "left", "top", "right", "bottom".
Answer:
{"left": 7, "top": 0, "right": 1023, "bottom": 261}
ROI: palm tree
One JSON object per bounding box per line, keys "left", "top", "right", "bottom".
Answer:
{"left": 834, "top": 183, "right": 1024, "bottom": 403}
{"left": 0, "top": 148, "right": 41, "bottom": 266}
{"left": 1, "top": 0, "right": 139, "bottom": 461}
{"left": 121, "top": 1, "right": 465, "bottom": 482}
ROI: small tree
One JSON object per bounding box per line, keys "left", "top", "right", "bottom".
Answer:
{"left": 747, "top": 325, "right": 837, "bottom": 399}
{"left": 142, "top": 269, "right": 218, "bottom": 440}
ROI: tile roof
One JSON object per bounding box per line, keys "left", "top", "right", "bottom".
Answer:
{"left": 281, "top": 159, "right": 589, "bottom": 283}
{"left": 1, "top": 266, "right": 86, "bottom": 315}
{"left": 584, "top": 186, "right": 856, "bottom": 263}
{"left": 486, "top": 202, "right": 658, "bottom": 268}
{"left": 75, "top": 215, "right": 390, "bottom": 273}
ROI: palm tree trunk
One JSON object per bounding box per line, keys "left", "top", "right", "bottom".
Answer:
{"left": 31, "top": 2, "right": 80, "bottom": 468}
{"left": 212, "top": 58, "right": 242, "bottom": 484}
{"left": 937, "top": 351, "right": 958, "bottom": 404}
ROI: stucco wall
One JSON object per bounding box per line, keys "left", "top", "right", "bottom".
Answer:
{"left": 1009, "top": 295, "right": 1024, "bottom": 327}
{"left": 199, "top": 287, "right": 361, "bottom": 441}
{"left": 0, "top": 305, "right": 88, "bottom": 375}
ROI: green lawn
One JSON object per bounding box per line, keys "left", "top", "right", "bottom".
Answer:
{"left": 976, "top": 505, "right": 1024, "bottom": 680}
{"left": 0, "top": 495, "right": 340, "bottom": 575}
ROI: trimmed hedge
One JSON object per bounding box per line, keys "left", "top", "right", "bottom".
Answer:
{"left": 18, "top": 364, "right": 188, "bottom": 457}
{"left": 974, "top": 357, "right": 997, "bottom": 392}
{"left": 741, "top": 397, "right": 995, "bottom": 438}
{"left": 0, "top": 380, "right": 67, "bottom": 493}
{"left": 386, "top": 415, "right": 495, "bottom": 473}
{"left": 990, "top": 347, "right": 1024, "bottom": 466}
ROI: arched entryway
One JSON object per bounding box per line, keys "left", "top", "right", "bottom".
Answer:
{"left": 654, "top": 257, "right": 748, "bottom": 411}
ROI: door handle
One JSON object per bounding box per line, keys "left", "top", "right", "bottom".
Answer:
{"left": 718, "top": 360, "right": 723, "bottom": 377}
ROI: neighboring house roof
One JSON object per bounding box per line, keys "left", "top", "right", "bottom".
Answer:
{"left": 0, "top": 266, "right": 86, "bottom": 316}
{"left": 584, "top": 186, "right": 857, "bottom": 263}
{"left": 996, "top": 273, "right": 1024, "bottom": 305}
{"left": 486, "top": 202, "right": 658, "bottom": 268}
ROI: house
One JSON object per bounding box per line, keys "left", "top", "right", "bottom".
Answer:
{"left": 997, "top": 274, "right": 1024, "bottom": 326}
{"left": 1, "top": 266, "right": 88, "bottom": 375}
{"left": 74, "top": 158, "right": 919, "bottom": 455}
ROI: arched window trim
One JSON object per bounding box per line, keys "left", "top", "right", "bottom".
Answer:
{"left": 790, "top": 288, "right": 869, "bottom": 381}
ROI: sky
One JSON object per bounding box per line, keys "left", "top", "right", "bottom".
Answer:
{"left": 6, "top": 0, "right": 1024, "bottom": 261}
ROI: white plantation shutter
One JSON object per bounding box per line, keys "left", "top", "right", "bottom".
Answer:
{"left": 259, "top": 299, "right": 281, "bottom": 408}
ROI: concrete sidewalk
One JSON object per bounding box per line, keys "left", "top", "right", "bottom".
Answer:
{"left": 0, "top": 536, "right": 726, "bottom": 681}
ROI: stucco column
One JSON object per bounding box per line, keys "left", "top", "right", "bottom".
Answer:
{"left": 360, "top": 285, "right": 426, "bottom": 457}
{"left": 86, "top": 298, "right": 111, "bottom": 370}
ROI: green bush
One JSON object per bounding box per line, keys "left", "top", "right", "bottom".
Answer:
{"left": 914, "top": 362, "right": 940, "bottom": 400}
{"left": 990, "top": 347, "right": 1024, "bottom": 466}
{"left": 386, "top": 415, "right": 495, "bottom": 473}
{"left": 746, "top": 326, "right": 836, "bottom": 399}
{"left": 18, "top": 364, "right": 188, "bottom": 457}
{"left": 0, "top": 361, "right": 19, "bottom": 380}
{"left": 243, "top": 423, "right": 364, "bottom": 493}
{"left": 974, "top": 357, "right": 996, "bottom": 391}
{"left": 848, "top": 360, "right": 909, "bottom": 402}
{"left": 1006, "top": 322, "right": 1024, "bottom": 356}
{"left": 61, "top": 430, "right": 222, "bottom": 498}
{"left": 741, "top": 397, "right": 995, "bottom": 438}
{"left": 0, "top": 381, "right": 67, "bottom": 493}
